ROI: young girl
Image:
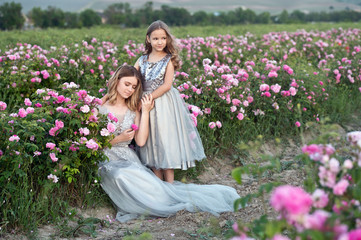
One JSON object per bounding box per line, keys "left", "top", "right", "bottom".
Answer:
{"left": 98, "top": 65, "right": 240, "bottom": 222}
{"left": 135, "top": 20, "right": 206, "bottom": 183}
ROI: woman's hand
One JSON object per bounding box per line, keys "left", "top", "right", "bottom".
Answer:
{"left": 119, "top": 129, "right": 135, "bottom": 141}
{"left": 110, "top": 129, "right": 135, "bottom": 145}
{"left": 141, "top": 94, "right": 154, "bottom": 113}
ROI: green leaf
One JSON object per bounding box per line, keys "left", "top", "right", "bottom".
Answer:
{"left": 231, "top": 167, "right": 243, "bottom": 184}
{"left": 265, "top": 220, "right": 287, "bottom": 238}
{"left": 234, "top": 194, "right": 253, "bottom": 210}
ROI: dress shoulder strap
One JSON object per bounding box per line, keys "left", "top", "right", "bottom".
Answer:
{"left": 138, "top": 55, "right": 147, "bottom": 67}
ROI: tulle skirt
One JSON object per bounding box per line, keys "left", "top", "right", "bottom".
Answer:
{"left": 139, "top": 87, "right": 206, "bottom": 170}
{"left": 99, "top": 146, "right": 239, "bottom": 223}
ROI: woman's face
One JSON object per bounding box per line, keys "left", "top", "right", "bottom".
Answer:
{"left": 117, "top": 76, "right": 138, "bottom": 99}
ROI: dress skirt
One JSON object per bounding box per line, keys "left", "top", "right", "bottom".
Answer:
{"left": 99, "top": 146, "right": 239, "bottom": 223}
{"left": 139, "top": 87, "right": 206, "bottom": 170}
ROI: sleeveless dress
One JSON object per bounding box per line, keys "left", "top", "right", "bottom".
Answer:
{"left": 97, "top": 105, "right": 240, "bottom": 223}
{"left": 138, "top": 54, "right": 205, "bottom": 170}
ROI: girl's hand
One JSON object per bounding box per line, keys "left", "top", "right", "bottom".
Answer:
{"left": 141, "top": 94, "right": 154, "bottom": 112}
{"left": 101, "top": 94, "right": 109, "bottom": 105}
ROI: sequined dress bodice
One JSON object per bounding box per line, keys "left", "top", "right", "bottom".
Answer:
{"left": 138, "top": 54, "right": 172, "bottom": 95}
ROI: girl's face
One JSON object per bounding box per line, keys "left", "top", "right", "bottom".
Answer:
{"left": 116, "top": 76, "right": 138, "bottom": 99}
{"left": 147, "top": 29, "right": 167, "bottom": 53}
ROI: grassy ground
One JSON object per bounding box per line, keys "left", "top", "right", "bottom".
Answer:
{"left": 1, "top": 22, "right": 361, "bottom": 50}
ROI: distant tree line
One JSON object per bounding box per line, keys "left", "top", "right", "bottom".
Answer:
{"left": 1, "top": 1, "right": 361, "bottom": 30}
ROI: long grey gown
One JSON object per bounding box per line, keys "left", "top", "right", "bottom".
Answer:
{"left": 98, "top": 105, "right": 240, "bottom": 223}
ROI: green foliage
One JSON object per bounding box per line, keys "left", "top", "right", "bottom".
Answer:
{"left": 56, "top": 214, "right": 102, "bottom": 238}
{"left": 0, "top": 2, "right": 25, "bottom": 30}
{"left": 232, "top": 137, "right": 282, "bottom": 212}
{"left": 0, "top": 84, "right": 112, "bottom": 232}
{"left": 123, "top": 232, "right": 153, "bottom": 240}
{"left": 185, "top": 217, "right": 235, "bottom": 240}
{"left": 80, "top": 9, "right": 102, "bottom": 28}
{"left": 27, "top": 6, "right": 100, "bottom": 29}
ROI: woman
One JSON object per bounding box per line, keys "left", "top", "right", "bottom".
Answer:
{"left": 98, "top": 65, "right": 240, "bottom": 222}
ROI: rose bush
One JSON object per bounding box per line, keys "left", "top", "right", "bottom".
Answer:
{"left": 0, "top": 82, "right": 115, "bottom": 232}
{"left": 231, "top": 130, "right": 361, "bottom": 239}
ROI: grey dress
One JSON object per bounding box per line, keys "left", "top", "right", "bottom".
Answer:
{"left": 138, "top": 54, "right": 206, "bottom": 170}
{"left": 98, "top": 105, "right": 240, "bottom": 223}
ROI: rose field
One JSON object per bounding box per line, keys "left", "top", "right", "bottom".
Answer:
{"left": 1, "top": 23, "right": 361, "bottom": 239}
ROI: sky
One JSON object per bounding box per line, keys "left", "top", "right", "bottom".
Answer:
{"left": 1, "top": 0, "right": 360, "bottom": 15}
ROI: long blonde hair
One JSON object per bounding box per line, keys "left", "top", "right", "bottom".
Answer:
{"left": 105, "top": 65, "right": 143, "bottom": 111}
{"left": 144, "top": 20, "right": 181, "bottom": 70}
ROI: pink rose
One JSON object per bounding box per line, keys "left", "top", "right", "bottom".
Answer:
{"left": 47, "top": 174, "right": 59, "bottom": 183}
{"left": 232, "top": 98, "right": 241, "bottom": 106}
{"left": 41, "top": 70, "right": 50, "bottom": 79}
{"left": 88, "top": 115, "right": 98, "bottom": 122}
{"left": 76, "top": 90, "right": 88, "bottom": 99}
{"left": 271, "top": 84, "right": 281, "bottom": 93}
{"left": 333, "top": 179, "right": 349, "bottom": 196}
{"left": 272, "top": 234, "right": 290, "bottom": 240}
{"left": 107, "top": 112, "right": 118, "bottom": 122}
{"left": 100, "top": 128, "right": 110, "bottom": 136}
{"left": 55, "top": 120, "right": 64, "bottom": 129}
{"left": 268, "top": 71, "right": 278, "bottom": 78}
{"left": 131, "top": 124, "right": 138, "bottom": 131}
{"left": 259, "top": 84, "right": 270, "bottom": 92}
{"left": 26, "top": 107, "right": 35, "bottom": 114}
{"left": 270, "top": 185, "right": 313, "bottom": 216}
{"left": 237, "top": 113, "right": 244, "bottom": 120}
{"left": 18, "top": 108, "right": 28, "bottom": 118}
{"left": 347, "top": 131, "right": 361, "bottom": 145}
{"left": 289, "top": 87, "right": 297, "bottom": 96}
{"left": 80, "top": 105, "right": 90, "bottom": 113}
{"left": 49, "top": 153, "right": 58, "bottom": 162}
{"left": 107, "top": 123, "right": 116, "bottom": 133}
{"left": 46, "top": 143, "right": 56, "bottom": 150}
{"left": 9, "top": 135, "right": 20, "bottom": 142}
{"left": 263, "top": 91, "right": 271, "bottom": 97}
{"left": 304, "top": 210, "right": 330, "bottom": 231}
{"left": 24, "top": 98, "right": 32, "bottom": 106}
{"left": 247, "top": 96, "right": 253, "bottom": 103}
{"left": 0, "top": 101, "right": 7, "bottom": 111}
{"left": 79, "top": 127, "right": 90, "bottom": 136}
{"left": 312, "top": 189, "right": 329, "bottom": 208}
{"left": 204, "top": 108, "right": 211, "bottom": 114}
{"left": 49, "top": 127, "right": 58, "bottom": 136}
{"left": 86, "top": 139, "right": 99, "bottom": 150}
{"left": 349, "top": 229, "right": 361, "bottom": 240}
{"left": 343, "top": 159, "right": 353, "bottom": 169}
{"left": 209, "top": 122, "right": 216, "bottom": 129}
